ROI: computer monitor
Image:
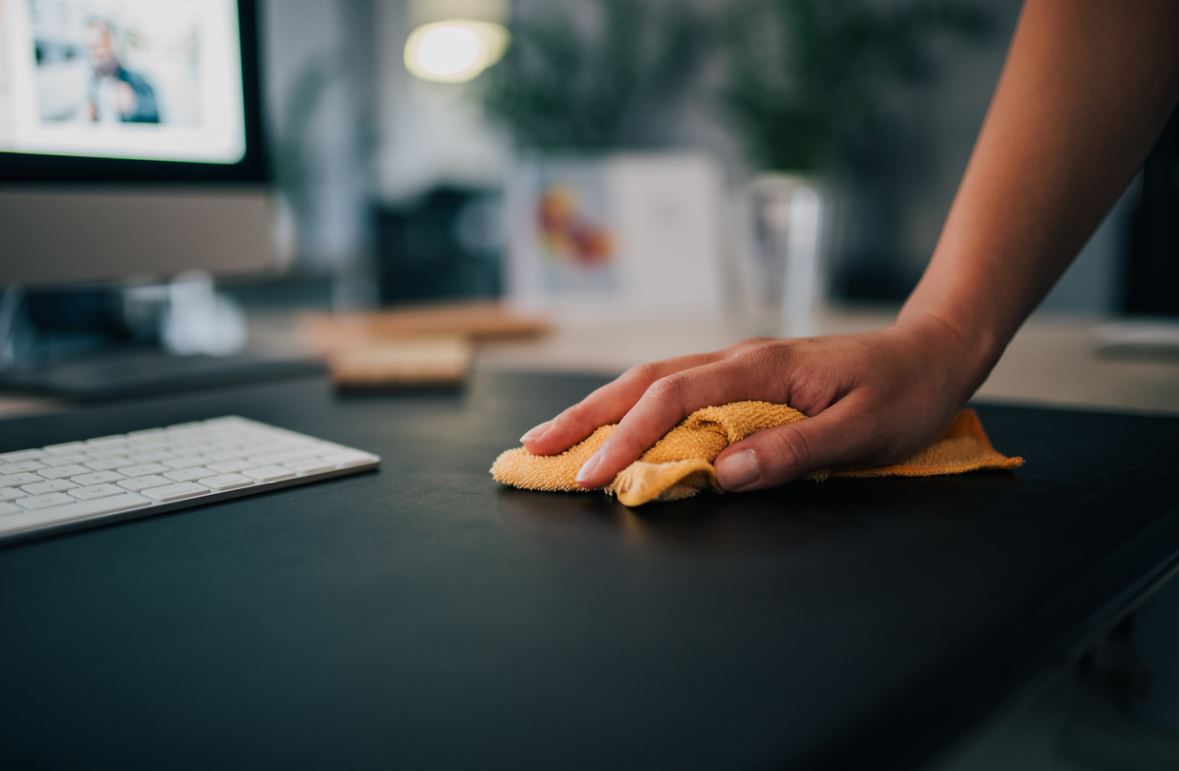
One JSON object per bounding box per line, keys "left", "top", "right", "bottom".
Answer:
{"left": 0, "top": 0, "right": 279, "bottom": 286}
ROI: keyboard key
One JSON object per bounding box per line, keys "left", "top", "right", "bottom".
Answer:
{"left": 164, "top": 456, "right": 208, "bottom": 470}
{"left": 206, "top": 459, "right": 254, "bottom": 474}
{"left": 44, "top": 453, "right": 89, "bottom": 467}
{"left": 243, "top": 466, "right": 296, "bottom": 482}
{"left": 84, "top": 456, "right": 130, "bottom": 471}
{"left": 39, "top": 465, "right": 89, "bottom": 480}
{"left": 199, "top": 443, "right": 238, "bottom": 457}
{"left": 0, "top": 487, "right": 27, "bottom": 502}
{"left": 163, "top": 467, "right": 214, "bottom": 483}
{"left": 0, "top": 501, "right": 20, "bottom": 515}
{"left": 127, "top": 450, "right": 178, "bottom": 464}
{"left": 169, "top": 439, "right": 210, "bottom": 453}
{"left": 70, "top": 471, "right": 124, "bottom": 487}
{"left": 22, "top": 479, "right": 76, "bottom": 495}
{"left": 0, "top": 450, "right": 45, "bottom": 462}
{"left": 85, "top": 439, "right": 130, "bottom": 453}
{"left": 117, "top": 463, "right": 169, "bottom": 478}
{"left": 2, "top": 472, "right": 46, "bottom": 486}
{"left": 320, "top": 451, "right": 378, "bottom": 469}
{"left": 200, "top": 473, "right": 253, "bottom": 491}
{"left": 70, "top": 484, "right": 126, "bottom": 501}
{"left": 18, "top": 493, "right": 77, "bottom": 510}
{"left": 43, "top": 441, "right": 86, "bottom": 454}
{"left": 85, "top": 433, "right": 126, "bottom": 443}
{"left": 0, "top": 460, "right": 45, "bottom": 474}
{"left": 118, "top": 475, "right": 171, "bottom": 492}
{"left": 240, "top": 442, "right": 286, "bottom": 457}
{"left": 141, "top": 482, "right": 211, "bottom": 502}
{"left": 124, "top": 438, "right": 167, "bottom": 451}
{"left": 284, "top": 457, "right": 335, "bottom": 474}
{"left": 2, "top": 493, "right": 150, "bottom": 526}
{"left": 250, "top": 449, "right": 320, "bottom": 467}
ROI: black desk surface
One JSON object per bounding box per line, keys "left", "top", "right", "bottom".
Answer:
{"left": 1, "top": 372, "right": 1177, "bottom": 770}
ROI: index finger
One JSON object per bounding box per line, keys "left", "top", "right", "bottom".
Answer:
{"left": 574, "top": 356, "right": 769, "bottom": 488}
{"left": 522, "top": 351, "right": 722, "bottom": 456}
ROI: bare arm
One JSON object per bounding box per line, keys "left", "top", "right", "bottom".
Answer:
{"left": 524, "top": 0, "right": 1179, "bottom": 492}
{"left": 901, "top": 0, "right": 1179, "bottom": 394}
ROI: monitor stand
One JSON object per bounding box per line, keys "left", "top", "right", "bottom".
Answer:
{"left": 0, "top": 280, "right": 325, "bottom": 404}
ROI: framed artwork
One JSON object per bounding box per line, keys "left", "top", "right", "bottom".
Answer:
{"left": 504, "top": 153, "right": 726, "bottom": 319}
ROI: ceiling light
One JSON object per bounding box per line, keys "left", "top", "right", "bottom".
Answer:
{"left": 404, "top": 19, "right": 508, "bottom": 84}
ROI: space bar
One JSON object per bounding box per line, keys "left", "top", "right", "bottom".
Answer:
{"left": 0, "top": 493, "right": 151, "bottom": 536}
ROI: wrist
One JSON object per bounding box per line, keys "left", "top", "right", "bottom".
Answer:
{"left": 892, "top": 309, "right": 1006, "bottom": 404}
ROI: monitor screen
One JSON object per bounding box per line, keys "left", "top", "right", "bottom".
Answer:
{"left": 0, "top": 0, "right": 247, "bottom": 166}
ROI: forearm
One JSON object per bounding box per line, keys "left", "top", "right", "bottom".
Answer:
{"left": 899, "top": 0, "right": 1179, "bottom": 394}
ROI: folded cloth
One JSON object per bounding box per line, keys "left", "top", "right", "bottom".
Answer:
{"left": 490, "top": 402, "right": 1023, "bottom": 507}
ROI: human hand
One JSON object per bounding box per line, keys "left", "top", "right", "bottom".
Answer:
{"left": 520, "top": 316, "right": 992, "bottom": 492}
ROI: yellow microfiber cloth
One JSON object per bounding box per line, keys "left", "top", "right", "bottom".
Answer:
{"left": 490, "top": 402, "right": 1023, "bottom": 506}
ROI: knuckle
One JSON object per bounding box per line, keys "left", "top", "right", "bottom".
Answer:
{"left": 626, "top": 361, "right": 662, "bottom": 383}
{"left": 728, "top": 337, "right": 772, "bottom": 354}
{"left": 733, "top": 343, "right": 775, "bottom": 369}
{"left": 732, "top": 337, "right": 778, "bottom": 359}
{"left": 553, "top": 401, "right": 593, "bottom": 431}
{"left": 647, "top": 374, "right": 684, "bottom": 403}
{"left": 734, "top": 342, "right": 791, "bottom": 392}
{"left": 612, "top": 430, "right": 649, "bottom": 459}
{"left": 564, "top": 401, "right": 592, "bottom": 423}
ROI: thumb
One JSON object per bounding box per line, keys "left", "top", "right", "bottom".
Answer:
{"left": 713, "top": 400, "right": 871, "bottom": 492}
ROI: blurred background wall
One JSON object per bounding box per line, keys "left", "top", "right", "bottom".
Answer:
{"left": 261, "top": 0, "right": 1131, "bottom": 315}
{"left": 263, "top": 0, "right": 379, "bottom": 306}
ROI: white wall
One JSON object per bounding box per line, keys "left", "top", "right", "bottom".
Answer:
{"left": 372, "top": 0, "right": 510, "bottom": 202}
{"left": 263, "top": 0, "right": 376, "bottom": 289}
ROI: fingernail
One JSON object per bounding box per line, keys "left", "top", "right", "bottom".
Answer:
{"left": 716, "top": 450, "right": 760, "bottom": 490}
{"left": 576, "top": 451, "right": 603, "bottom": 486}
{"left": 520, "top": 421, "right": 552, "bottom": 444}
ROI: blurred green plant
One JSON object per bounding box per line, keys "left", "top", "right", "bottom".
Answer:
{"left": 478, "top": 0, "right": 708, "bottom": 152}
{"left": 724, "top": 0, "right": 991, "bottom": 173}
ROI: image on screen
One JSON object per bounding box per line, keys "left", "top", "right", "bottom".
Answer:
{"left": 0, "top": 0, "right": 246, "bottom": 164}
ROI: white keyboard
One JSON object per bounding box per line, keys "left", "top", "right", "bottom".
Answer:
{"left": 0, "top": 416, "right": 380, "bottom": 543}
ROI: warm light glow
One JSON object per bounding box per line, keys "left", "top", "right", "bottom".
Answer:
{"left": 404, "top": 20, "right": 508, "bottom": 83}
